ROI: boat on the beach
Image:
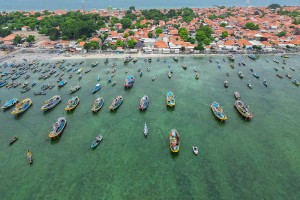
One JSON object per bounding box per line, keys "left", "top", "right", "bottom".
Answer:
{"left": 124, "top": 75, "right": 135, "bottom": 88}
{"left": 41, "top": 95, "right": 61, "bottom": 111}
{"left": 11, "top": 98, "right": 32, "bottom": 116}
{"left": 211, "top": 102, "right": 227, "bottom": 121}
{"left": 49, "top": 117, "right": 67, "bottom": 138}
{"left": 65, "top": 96, "right": 80, "bottom": 111}
{"left": 91, "top": 97, "right": 104, "bottom": 112}
{"left": 169, "top": 129, "right": 180, "bottom": 153}
{"left": 234, "top": 91, "right": 241, "bottom": 100}
{"left": 109, "top": 96, "right": 123, "bottom": 111}
{"left": 27, "top": 150, "right": 33, "bottom": 164}
{"left": 192, "top": 146, "right": 198, "bottom": 155}
{"left": 292, "top": 79, "right": 300, "bottom": 86}
{"left": 9, "top": 136, "right": 18, "bottom": 146}
{"left": 2, "top": 98, "right": 18, "bottom": 110}
{"left": 143, "top": 123, "right": 148, "bottom": 137}
{"left": 234, "top": 100, "right": 253, "bottom": 119}
{"left": 92, "top": 84, "right": 101, "bottom": 94}
{"left": 166, "top": 91, "right": 175, "bottom": 107}
{"left": 58, "top": 80, "right": 67, "bottom": 88}
{"left": 139, "top": 95, "right": 149, "bottom": 110}
{"left": 248, "top": 54, "right": 256, "bottom": 60}
{"left": 227, "top": 54, "right": 235, "bottom": 61}
{"left": 90, "top": 135, "right": 103, "bottom": 149}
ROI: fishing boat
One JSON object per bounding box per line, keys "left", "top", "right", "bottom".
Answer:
{"left": 230, "top": 64, "right": 234, "bottom": 69}
{"left": 248, "top": 54, "right": 256, "bottom": 60}
{"left": 247, "top": 83, "right": 252, "bottom": 89}
{"left": 31, "top": 81, "right": 36, "bottom": 87}
{"left": 192, "top": 146, "right": 198, "bottom": 155}
{"left": 70, "top": 85, "right": 81, "bottom": 93}
{"left": 152, "top": 76, "right": 155, "bottom": 81}
{"left": 234, "top": 91, "right": 241, "bottom": 100}
{"left": 109, "top": 96, "right": 123, "bottom": 110}
{"left": 91, "top": 62, "right": 99, "bottom": 67}
{"left": 168, "top": 71, "right": 172, "bottom": 78}
{"left": 2, "top": 98, "right": 18, "bottom": 110}
{"left": 263, "top": 80, "right": 268, "bottom": 87}
{"left": 124, "top": 75, "right": 135, "bottom": 88}
{"left": 77, "top": 68, "right": 83, "bottom": 74}
{"left": 9, "top": 136, "right": 18, "bottom": 145}
{"left": 65, "top": 96, "right": 80, "bottom": 111}
{"left": 124, "top": 56, "right": 132, "bottom": 63}
{"left": 290, "top": 67, "right": 295, "bottom": 71}
{"left": 173, "top": 57, "right": 179, "bottom": 62}
{"left": 112, "top": 82, "right": 117, "bottom": 86}
{"left": 104, "top": 58, "right": 109, "bottom": 64}
{"left": 144, "top": 123, "right": 148, "bottom": 137}
{"left": 211, "top": 102, "right": 227, "bottom": 121}
{"left": 132, "top": 58, "right": 138, "bottom": 63}
{"left": 241, "top": 61, "right": 246, "bottom": 66}
{"left": 58, "top": 80, "right": 67, "bottom": 88}
{"left": 97, "top": 75, "right": 100, "bottom": 81}
{"left": 166, "top": 91, "right": 175, "bottom": 107}
{"left": 91, "top": 97, "right": 104, "bottom": 112}
{"left": 140, "top": 71, "right": 143, "bottom": 77}
{"left": 90, "top": 135, "right": 103, "bottom": 149}
{"left": 195, "top": 73, "right": 200, "bottom": 79}
{"left": 281, "top": 54, "right": 289, "bottom": 58}
{"left": 286, "top": 74, "right": 292, "bottom": 79}
{"left": 182, "top": 64, "right": 187, "bottom": 70}
{"left": 92, "top": 84, "right": 101, "bottom": 94}
{"left": 276, "top": 74, "right": 283, "bottom": 79}
{"left": 169, "top": 129, "right": 180, "bottom": 153}
{"left": 139, "top": 95, "right": 149, "bottom": 110}
{"left": 0, "top": 80, "right": 8, "bottom": 87}
{"left": 107, "top": 76, "right": 112, "bottom": 83}
{"left": 78, "top": 75, "right": 82, "bottom": 81}
{"left": 41, "top": 84, "right": 50, "bottom": 90}
{"left": 85, "top": 69, "right": 91, "bottom": 74}
{"left": 253, "top": 73, "right": 259, "bottom": 79}
{"left": 234, "top": 100, "right": 253, "bottom": 119}
{"left": 41, "top": 95, "right": 61, "bottom": 111}
{"left": 27, "top": 150, "right": 33, "bottom": 164}
{"left": 48, "top": 117, "right": 67, "bottom": 138}
{"left": 34, "top": 91, "right": 46, "bottom": 95}
{"left": 238, "top": 71, "right": 244, "bottom": 79}
{"left": 11, "top": 98, "right": 32, "bottom": 116}
{"left": 224, "top": 80, "right": 229, "bottom": 88}
{"left": 292, "top": 79, "right": 300, "bottom": 86}
{"left": 148, "top": 58, "right": 152, "bottom": 63}
{"left": 227, "top": 54, "right": 235, "bottom": 61}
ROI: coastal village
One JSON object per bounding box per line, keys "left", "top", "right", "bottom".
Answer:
{"left": 1, "top": 5, "right": 300, "bottom": 56}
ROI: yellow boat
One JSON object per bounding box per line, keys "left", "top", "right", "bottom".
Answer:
{"left": 65, "top": 96, "right": 80, "bottom": 111}
{"left": 11, "top": 98, "right": 32, "bottom": 116}
{"left": 166, "top": 91, "right": 175, "bottom": 107}
{"left": 27, "top": 150, "right": 33, "bottom": 164}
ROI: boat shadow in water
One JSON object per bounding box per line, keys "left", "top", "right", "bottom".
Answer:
{"left": 50, "top": 137, "right": 62, "bottom": 145}
{"left": 170, "top": 151, "right": 179, "bottom": 159}
{"left": 166, "top": 106, "right": 175, "bottom": 111}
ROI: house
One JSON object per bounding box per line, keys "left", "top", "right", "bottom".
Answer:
{"left": 237, "top": 39, "right": 252, "bottom": 49}
{"left": 21, "top": 26, "right": 29, "bottom": 31}
{"left": 143, "top": 38, "right": 156, "bottom": 48}
{"left": 154, "top": 41, "right": 168, "bottom": 49}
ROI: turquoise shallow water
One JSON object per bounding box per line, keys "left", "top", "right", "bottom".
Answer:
{"left": 0, "top": 55, "right": 300, "bottom": 199}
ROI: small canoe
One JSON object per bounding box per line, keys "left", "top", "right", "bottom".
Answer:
{"left": 91, "top": 97, "right": 104, "bottom": 112}
{"left": 2, "top": 98, "right": 18, "bottom": 110}
{"left": 192, "top": 146, "right": 198, "bottom": 155}
{"left": 144, "top": 123, "right": 148, "bottom": 137}
{"left": 234, "top": 91, "right": 241, "bottom": 100}
{"left": 92, "top": 84, "right": 101, "bottom": 94}
{"left": 27, "top": 150, "right": 33, "bottom": 164}
{"left": 9, "top": 136, "right": 18, "bottom": 145}
{"left": 90, "top": 135, "right": 103, "bottom": 149}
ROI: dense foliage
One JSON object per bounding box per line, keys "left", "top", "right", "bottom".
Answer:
{"left": 244, "top": 22, "right": 259, "bottom": 30}
{"left": 268, "top": 4, "right": 281, "bottom": 9}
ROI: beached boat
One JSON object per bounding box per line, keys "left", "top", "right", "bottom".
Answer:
{"left": 70, "top": 85, "right": 81, "bottom": 93}
{"left": 11, "top": 98, "right": 32, "bottom": 116}
{"left": 211, "top": 102, "right": 227, "bottom": 121}
{"left": 27, "top": 150, "right": 33, "bottom": 164}
{"left": 224, "top": 80, "right": 229, "bottom": 88}
{"left": 169, "top": 129, "right": 180, "bottom": 153}
{"left": 92, "top": 84, "right": 101, "bottom": 94}
{"left": 238, "top": 71, "right": 244, "bottom": 79}
{"left": 91, "top": 97, "right": 104, "bottom": 112}
{"left": 248, "top": 54, "right": 256, "bottom": 60}
{"left": 253, "top": 73, "right": 259, "bottom": 79}
{"left": 90, "top": 135, "right": 103, "bottom": 149}
{"left": 292, "top": 79, "right": 300, "bottom": 86}
{"left": 234, "top": 91, "right": 241, "bottom": 100}
{"left": 9, "top": 136, "right": 18, "bottom": 146}
{"left": 192, "top": 146, "right": 198, "bottom": 155}
{"left": 166, "top": 91, "right": 175, "bottom": 107}
{"left": 2, "top": 98, "right": 18, "bottom": 110}
{"left": 234, "top": 100, "right": 253, "bottom": 119}
{"left": 65, "top": 96, "right": 80, "bottom": 111}
{"left": 124, "top": 75, "right": 135, "bottom": 88}
{"left": 227, "top": 54, "right": 235, "bottom": 61}
{"left": 58, "top": 80, "right": 67, "bottom": 88}
{"left": 144, "top": 123, "right": 148, "bottom": 137}
{"left": 109, "top": 96, "right": 123, "bottom": 110}
{"left": 139, "top": 95, "right": 149, "bottom": 110}
{"left": 41, "top": 95, "right": 61, "bottom": 111}
{"left": 49, "top": 117, "right": 67, "bottom": 138}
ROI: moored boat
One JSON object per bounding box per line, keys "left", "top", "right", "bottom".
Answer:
{"left": 166, "top": 91, "right": 175, "bottom": 107}
{"left": 9, "top": 136, "right": 18, "bottom": 145}
{"left": 2, "top": 98, "right": 18, "bottom": 110}
{"left": 234, "top": 91, "right": 241, "bottom": 100}
{"left": 227, "top": 54, "right": 235, "bottom": 61}
{"left": 41, "top": 95, "right": 61, "bottom": 111}
{"left": 263, "top": 80, "right": 268, "bottom": 87}
{"left": 248, "top": 54, "right": 256, "bottom": 60}
{"left": 195, "top": 73, "right": 200, "bottom": 79}
{"left": 92, "top": 84, "right": 101, "bottom": 94}
{"left": 124, "top": 75, "right": 135, "bottom": 88}
{"left": 34, "top": 91, "right": 46, "bottom": 95}
{"left": 192, "top": 146, "right": 198, "bottom": 155}
{"left": 49, "top": 117, "right": 67, "bottom": 138}
{"left": 276, "top": 74, "right": 283, "bottom": 79}
{"left": 109, "top": 96, "right": 123, "bottom": 110}
{"left": 238, "top": 71, "right": 244, "bottom": 79}
{"left": 292, "top": 79, "right": 300, "bottom": 86}
{"left": 124, "top": 56, "right": 132, "bottom": 63}
{"left": 11, "top": 98, "right": 32, "bottom": 116}
{"left": 27, "top": 150, "right": 33, "bottom": 164}
{"left": 169, "top": 129, "right": 180, "bottom": 153}
{"left": 70, "top": 85, "right": 81, "bottom": 93}
{"left": 211, "top": 102, "right": 227, "bottom": 121}
{"left": 139, "top": 95, "right": 149, "bottom": 110}
{"left": 224, "top": 80, "right": 229, "bottom": 88}
{"left": 144, "top": 123, "right": 148, "bottom": 137}
{"left": 286, "top": 74, "right": 292, "bottom": 79}
{"left": 234, "top": 100, "right": 253, "bottom": 119}
{"left": 91, "top": 97, "right": 104, "bottom": 112}
{"left": 65, "top": 96, "right": 80, "bottom": 111}
{"left": 58, "top": 80, "right": 67, "bottom": 87}
{"left": 253, "top": 73, "right": 259, "bottom": 79}
{"left": 90, "top": 135, "right": 103, "bottom": 149}
{"left": 247, "top": 83, "right": 252, "bottom": 89}
{"left": 173, "top": 57, "right": 179, "bottom": 62}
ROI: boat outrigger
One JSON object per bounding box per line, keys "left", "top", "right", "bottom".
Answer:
{"left": 166, "top": 91, "right": 175, "bottom": 107}
{"left": 49, "top": 117, "right": 67, "bottom": 138}
{"left": 139, "top": 95, "right": 149, "bottom": 110}
{"left": 11, "top": 98, "right": 32, "bottom": 116}
{"left": 41, "top": 95, "right": 61, "bottom": 111}
{"left": 234, "top": 100, "right": 253, "bottom": 119}
{"left": 91, "top": 97, "right": 104, "bottom": 112}
{"left": 65, "top": 96, "right": 80, "bottom": 111}
{"left": 211, "top": 102, "right": 227, "bottom": 121}
{"left": 109, "top": 96, "right": 123, "bottom": 110}
{"left": 169, "top": 129, "right": 180, "bottom": 153}
{"left": 2, "top": 98, "right": 18, "bottom": 110}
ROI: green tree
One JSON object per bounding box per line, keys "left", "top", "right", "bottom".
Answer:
{"left": 13, "top": 35, "right": 22, "bottom": 45}
{"left": 276, "top": 31, "right": 286, "bottom": 37}
{"left": 129, "top": 30, "right": 134, "bottom": 36}
{"left": 120, "top": 18, "right": 132, "bottom": 29}
{"left": 90, "top": 41, "right": 99, "bottom": 49}
{"left": 244, "top": 22, "right": 259, "bottom": 30}
{"left": 195, "top": 30, "right": 207, "bottom": 42}
{"left": 221, "top": 31, "right": 228, "bottom": 39}
{"left": 178, "top": 27, "right": 189, "bottom": 41}
{"left": 187, "top": 37, "right": 195, "bottom": 44}
{"left": 0, "top": 28, "right": 12, "bottom": 37}
{"left": 116, "top": 40, "right": 125, "bottom": 48}
{"left": 203, "top": 38, "right": 211, "bottom": 45}
{"left": 220, "top": 22, "right": 226, "bottom": 27}
{"left": 127, "top": 39, "right": 137, "bottom": 48}
{"left": 84, "top": 42, "right": 92, "bottom": 50}
{"left": 155, "top": 28, "right": 163, "bottom": 37}
{"left": 268, "top": 4, "right": 281, "bottom": 9}
{"left": 124, "top": 33, "right": 129, "bottom": 38}
{"left": 26, "top": 35, "right": 35, "bottom": 43}
{"left": 47, "top": 27, "right": 60, "bottom": 40}
{"left": 148, "top": 31, "right": 153, "bottom": 38}
{"left": 194, "top": 43, "right": 204, "bottom": 51}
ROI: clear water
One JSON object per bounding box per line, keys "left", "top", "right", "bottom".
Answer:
{"left": 0, "top": 55, "right": 300, "bottom": 199}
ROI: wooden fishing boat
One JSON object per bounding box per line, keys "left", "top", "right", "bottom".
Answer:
{"left": 9, "top": 136, "right": 18, "bottom": 145}
{"left": 11, "top": 98, "right": 32, "bottom": 116}
{"left": 124, "top": 56, "right": 133, "bottom": 63}
{"left": 91, "top": 62, "right": 99, "bottom": 67}
{"left": 182, "top": 64, "right": 187, "bottom": 70}
{"left": 20, "top": 86, "right": 31, "bottom": 94}
{"left": 65, "top": 96, "right": 80, "bottom": 111}
{"left": 109, "top": 96, "right": 123, "bottom": 110}
{"left": 90, "top": 135, "right": 103, "bottom": 149}
{"left": 92, "top": 84, "right": 101, "bottom": 94}
{"left": 234, "top": 91, "right": 241, "bottom": 100}
{"left": 230, "top": 63, "right": 234, "bottom": 69}
{"left": 144, "top": 123, "right": 148, "bottom": 137}
{"left": 169, "top": 129, "right": 180, "bottom": 153}
{"left": 152, "top": 76, "right": 155, "bottom": 81}
{"left": 27, "top": 150, "right": 33, "bottom": 164}
{"left": 70, "top": 85, "right": 81, "bottom": 93}
{"left": 139, "top": 95, "right": 149, "bottom": 110}
{"left": 247, "top": 83, "right": 252, "bottom": 89}
{"left": 49, "top": 117, "right": 67, "bottom": 138}
{"left": 91, "top": 97, "right": 104, "bottom": 112}
{"left": 41, "top": 95, "right": 61, "bottom": 111}
{"left": 2, "top": 98, "right": 18, "bottom": 110}
{"left": 234, "top": 100, "right": 253, "bottom": 119}
{"left": 292, "top": 79, "right": 300, "bottom": 86}
{"left": 166, "top": 91, "right": 175, "bottom": 107}
{"left": 211, "top": 102, "right": 227, "bottom": 121}
{"left": 0, "top": 81, "right": 8, "bottom": 87}
{"left": 124, "top": 75, "right": 135, "bottom": 88}
{"left": 104, "top": 58, "right": 109, "bottom": 64}
{"left": 192, "top": 146, "right": 198, "bottom": 155}
{"left": 168, "top": 71, "right": 172, "bottom": 78}
{"left": 238, "top": 71, "right": 244, "bottom": 79}
{"left": 286, "top": 74, "right": 292, "bottom": 79}
{"left": 77, "top": 68, "right": 83, "bottom": 74}
{"left": 195, "top": 73, "right": 200, "bottom": 79}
